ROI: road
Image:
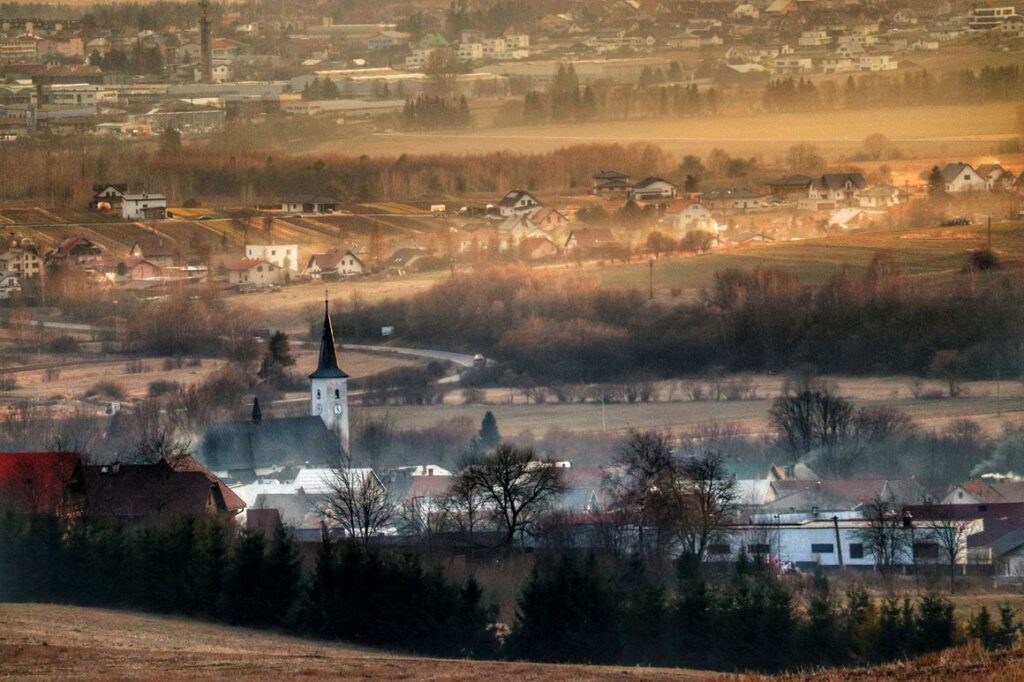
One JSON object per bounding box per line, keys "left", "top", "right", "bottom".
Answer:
{"left": 340, "top": 343, "right": 477, "bottom": 368}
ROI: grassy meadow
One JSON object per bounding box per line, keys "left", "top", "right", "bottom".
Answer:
{"left": 600, "top": 219, "right": 1024, "bottom": 292}
{"left": 312, "top": 102, "right": 1022, "bottom": 161}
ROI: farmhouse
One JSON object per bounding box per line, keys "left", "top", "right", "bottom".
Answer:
{"left": 941, "top": 162, "right": 987, "bottom": 193}
{"left": 810, "top": 173, "right": 866, "bottom": 204}
{"left": 858, "top": 184, "right": 908, "bottom": 208}
{"left": 497, "top": 189, "right": 541, "bottom": 216}
{"left": 518, "top": 235, "right": 559, "bottom": 260}
{"left": 630, "top": 176, "right": 678, "bottom": 201}
{"left": 700, "top": 187, "right": 765, "bottom": 211}
{"left": 245, "top": 243, "right": 299, "bottom": 271}
{"left": 82, "top": 458, "right": 245, "bottom": 523}
{"left": 281, "top": 196, "right": 340, "bottom": 214}
{"left": 129, "top": 238, "right": 178, "bottom": 267}
{"left": 592, "top": 169, "right": 632, "bottom": 197}
{"left": 121, "top": 193, "right": 167, "bottom": 220}
{"left": 305, "top": 249, "right": 364, "bottom": 278}
{"left": 663, "top": 199, "right": 716, "bottom": 233}
{"left": 0, "top": 246, "right": 41, "bottom": 277}
{"left": 975, "top": 164, "right": 1016, "bottom": 191}
{"left": 47, "top": 235, "right": 103, "bottom": 263}
{"left": 90, "top": 183, "right": 127, "bottom": 209}
{"left": 224, "top": 258, "right": 284, "bottom": 286}
{"left": 564, "top": 227, "right": 625, "bottom": 256}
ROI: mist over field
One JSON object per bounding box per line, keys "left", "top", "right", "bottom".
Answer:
{"left": 2, "top": 0, "right": 1024, "bottom": 678}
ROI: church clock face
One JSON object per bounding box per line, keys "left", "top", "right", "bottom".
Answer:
{"left": 333, "top": 404, "right": 343, "bottom": 415}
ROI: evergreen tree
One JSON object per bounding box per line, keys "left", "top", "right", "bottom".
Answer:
{"left": 479, "top": 411, "right": 500, "bottom": 448}
{"left": 264, "top": 522, "right": 301, "bottom": 625}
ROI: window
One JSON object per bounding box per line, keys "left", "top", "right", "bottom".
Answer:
{"left": 316, "top": 390, "right": 321, "bottom": 399}
{"left": 914, "top": 543, "right": 939, "bottom": 559}
{"left": 707, "top": 544, "right": 731, "bottom": 555}
{"left": 334, "top": 389, "right": 340, "bottom": 399}
{"left": 848, "top": 543, "right": 864, "bottom": 559}
{"left": 811, "top": 543, "right": 834, "bottom": 554}
{"left": 979, "top": 505, "right": 988, "bottom": 512}
{"left": 747, "top": 543, "right": 770, "bottom": 555}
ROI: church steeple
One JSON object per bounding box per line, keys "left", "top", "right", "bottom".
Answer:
{"left": 309, "top": 297, "right": 348, "bottom": 379}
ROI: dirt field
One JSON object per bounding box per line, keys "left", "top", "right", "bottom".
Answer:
{"left": 0, "top": 349, "right": 419, "bottom": 405}
{"left": 361, "top": 375, "right": 1024, "bottom": 438}
{"left": 312, "top": 102, "right": 1020, "bottom": 161}
{"left": 0, "top": 603, "right": 715, "bottom": 680}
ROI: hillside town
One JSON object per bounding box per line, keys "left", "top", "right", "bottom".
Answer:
{"left": 0, "top": 158, "right": 1020, "bottom": 300}
{"left": 0, "top": 0, "right": 1021, "bottom": 137}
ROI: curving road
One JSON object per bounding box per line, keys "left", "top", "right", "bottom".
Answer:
{"left": 340, "top": 343, "right": 477, "bottom": 368}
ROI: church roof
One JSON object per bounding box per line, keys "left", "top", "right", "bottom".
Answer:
{"left": 195, "top": 416, "right": 341, "bottom": 474}
{"left": 309, "top": 300, "right": 348, "bottom": 379}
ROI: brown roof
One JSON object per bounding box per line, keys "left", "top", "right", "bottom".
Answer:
{"left": 83, "top": 459, "right": 243, "bottom": 521}
{"left": 223, "top": 258, "right": 273, "bottom": 272}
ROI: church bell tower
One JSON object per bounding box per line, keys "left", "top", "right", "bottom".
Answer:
{"left": 310, "top": 298, "right": 349, "bottom": 452}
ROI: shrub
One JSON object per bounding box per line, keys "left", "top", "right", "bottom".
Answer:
{"left": 86, "top": 380, "right": 126, "bottom": 400}
{"left": 148, "top": 380, "right": 182, "bottom": 397}
{"left": 46, "top": 335, "right": 80, "bottom": 354}
{"left": 966, "top": 248, "right": 999, "bottom": 272}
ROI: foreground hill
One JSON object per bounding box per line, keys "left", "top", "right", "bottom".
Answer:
{"left": 0, "top": 603, "right": 712, "bottom": 680}
{"left": 4, "top": 603, "right": 1024, "bottom": 681}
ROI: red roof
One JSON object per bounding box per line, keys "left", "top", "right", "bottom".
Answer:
{"left": 665, "top": 199, "right": 705, "bottom": 214}
{"left": 405, "top": 475, "right": 453, "bottom": 501}
{"left": 0, "top": 452, "right": 83, "bottom": 514}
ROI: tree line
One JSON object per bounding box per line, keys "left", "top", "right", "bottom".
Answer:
{"left": 0, "top": 513, "right": 497, "bottom": 658}
{"left": 763, "top": 66, "right": 1024, "bottom": 113}
{"left": 3, "top": 511, "right": 1019, "bottom": 672}
{"left": 334, "top": 261, "right": 1024, "bottom": 384}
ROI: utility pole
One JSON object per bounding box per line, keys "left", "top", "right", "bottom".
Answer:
{"left": 832, "top": 515, "right": 844, "bottom": 568}
{"left": 987, "top": 215, "right": 992, "bottom": 250}
{"left": 648, "top": 258, "right": 654, "bottom": 300}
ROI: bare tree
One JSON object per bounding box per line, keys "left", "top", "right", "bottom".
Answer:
{"left": 315, "top": 461, "right": 398, "bottom": 547}
{"left": 455, "top": 445, "right": 566, "bottom": 548}
{"left": 677, "top": 451, "right": 738, "bottom": 562}
{"left": 916, "top": 499, "right": 974, "bottom": 593}
{"left": 856, "top": 495, "right": 912, "bottom": 576}
{"left": 606, "top": 430, "right": 681, "bottom": 558}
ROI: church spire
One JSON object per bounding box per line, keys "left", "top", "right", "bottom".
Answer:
{"left": 309, "top": 295, "right": 348, "bottom": 379}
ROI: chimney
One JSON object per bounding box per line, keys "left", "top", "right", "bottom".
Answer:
{"left": 902, "top": 510, "right": 913, "bottom": 528}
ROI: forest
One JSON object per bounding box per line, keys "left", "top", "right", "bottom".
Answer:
{"left": 334, "top": 261, "right": 1024, "bottom": 383}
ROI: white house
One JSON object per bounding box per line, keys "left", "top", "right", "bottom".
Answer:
{"left": 0, "top": 247, "right": 41, "bottom": 277}
{"left": 121, "top": 193, "right": 167, "bottom": 220}
{"left": 700, "top": 187, "right": 765, "bottom": 211}
{"left": 497, "top": 189, "right": 541, "bottom": 217}
{"left": 858, "top": 54, "right": 897, "bottom": 71}
{"left": 714, "top": 512, "right": 983, "bottom": 569}
{"left": 630, "top": 176, "right": 678, "bottom": 201}
{"left": 304, "top": 249, "right": 364, "bottom": 278}
{"left": 0, "top": 272, "right": 21, "bottom": 300}
{"left": 664, "top": 199, "right": 716, "bottom": 233}
{"left": 225, "top": 259, "right": 284, "bottom": 286}
{"left": 810, "top": 173, "right": 866, "bottom": 204}
{"left": 281, "top": 196, "right": 340, "bottom": 214}
{"left": 246, "top": 244, "right": 299, "bottom": 271}
{"left": 858, "top": 184, "right": 908, "bottom": 208}
{"left": 941, "top": 163, "right": 987, "bottom": 193}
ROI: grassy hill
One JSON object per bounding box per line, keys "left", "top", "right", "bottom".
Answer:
{"left": 602, "top": 219, "right": 1024, "bottom": 293}
{"left": 3, "top": 603, "right": 1024, "bottom": 680}
{"left": 0, "top": 603, "right": 713, "bottom": 680}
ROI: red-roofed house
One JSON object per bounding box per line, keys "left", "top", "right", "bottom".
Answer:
{"left": 0, "top": 452, "right": 85, "bottom": 516}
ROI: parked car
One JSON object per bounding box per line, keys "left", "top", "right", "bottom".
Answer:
{"left": 940, "top": 217, "right": 971, "bottom": 226}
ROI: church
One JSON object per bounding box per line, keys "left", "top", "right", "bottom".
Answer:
{"left": 195, "top": 300, "right": 349, "bottom": 483}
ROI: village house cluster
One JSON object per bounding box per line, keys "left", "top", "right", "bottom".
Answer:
{"left": 0, "top": 158, "right": 1021, "bottom": 302}
{"left": 0, "top": 1, "right": 1021, "bottom": 138}
{"left": 5, "top": 306, "right": 1024, "bottom": 578}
